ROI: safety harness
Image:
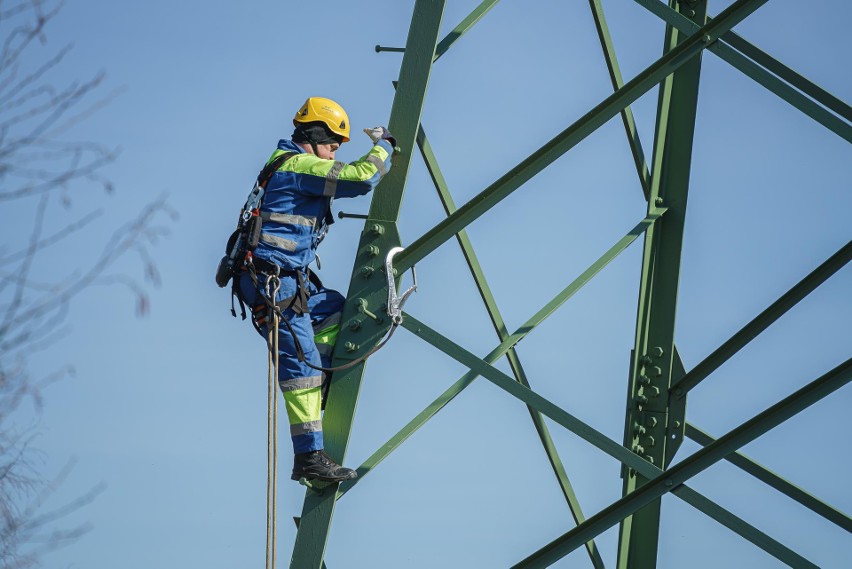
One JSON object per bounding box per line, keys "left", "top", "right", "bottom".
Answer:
{"left": 217, "top": 152, "right": 416, "bottom": 376}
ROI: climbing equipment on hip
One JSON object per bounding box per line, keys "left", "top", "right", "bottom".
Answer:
{"left": 215, "top": 151, "right": 296, "bottom": 312}
{"left": 250, "top": 247, "right": 417, "bottom": 374}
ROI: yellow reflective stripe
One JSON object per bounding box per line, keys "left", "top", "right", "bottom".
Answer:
{"left": 282, "top": 386, "right": 322, "bottom": 425}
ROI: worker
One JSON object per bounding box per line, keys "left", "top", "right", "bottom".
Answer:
{"left": 237, "top": 97, "right": 396, "bottom": 482}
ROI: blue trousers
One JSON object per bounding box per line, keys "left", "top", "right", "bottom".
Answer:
{"left": 239, "top": 271, "right": 344, "bottom": 453}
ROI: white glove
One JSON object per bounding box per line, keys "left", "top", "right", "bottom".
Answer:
{"left": 363, "top": 126, "right": 397, "bottom": 148}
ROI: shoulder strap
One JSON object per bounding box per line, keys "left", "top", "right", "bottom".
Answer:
{"left": 257, "top": 152, "right": 296, "bottom": 189}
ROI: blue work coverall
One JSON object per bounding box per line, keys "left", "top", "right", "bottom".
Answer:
{"left": 238, "top": 138, "right": 393, "bottom": 454}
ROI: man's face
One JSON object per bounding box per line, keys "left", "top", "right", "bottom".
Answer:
{"left": 315, "top": 143, "right": 340, "bottom": 160}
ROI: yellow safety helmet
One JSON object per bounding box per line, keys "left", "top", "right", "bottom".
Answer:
{"left": 293, "top": 97, "right": 350, "bottom": 142}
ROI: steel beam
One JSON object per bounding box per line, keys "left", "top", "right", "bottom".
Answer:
{"left": 587, "top": 0, "right": 652, "bottom": 198}
{"left": 617, "top": 1, "right": 708, "bottom": 565}
{"left": 672, "top": 240, "right": 851, "bottom": 396}
{"left": 400, "top": 313, "right": 826, "bottom": 569}
{"left": 289, "top": 2, "right": 446, "bottom": 567}
{"left": 632, "top": 0, "right": 852, "bottom": 142}
{"left": 416, "top": 125, "right": 605, "bottom": 568}
{"left": 513, "top": 358, "right": 851, "bottom": 568}
{"left": 685, "top": 423, "right": 852, "bottom": 533}
{"left": 393, "top": 0, "right": 770, "bottom": 275}
{"left": 336, "top": 212, "right": 663, "bottom": 497}
{"left": 433, "top": 0, "right": 501, "bottom": 62}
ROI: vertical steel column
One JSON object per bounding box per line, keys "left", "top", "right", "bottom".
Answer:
{"left": 289, "top": 2, "right": 445, "bottom": 568}
{"left": 616, "top": 1, "right": 708, "bottom": 567}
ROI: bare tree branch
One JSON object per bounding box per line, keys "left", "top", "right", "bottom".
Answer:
{"left": 0, "top": 2, "right": 173, "bottom": 565}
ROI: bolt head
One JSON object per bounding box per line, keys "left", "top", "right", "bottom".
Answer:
{"left": 651, "top": 346, "right": 664, "bottom": 357}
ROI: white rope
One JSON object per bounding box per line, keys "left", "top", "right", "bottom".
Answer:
{"left": 265, "top": 275, "right": 281, "bottom": 569}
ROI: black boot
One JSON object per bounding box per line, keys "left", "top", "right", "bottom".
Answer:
{"left": 292, "top": 450, "right": 357, "bottom": 482}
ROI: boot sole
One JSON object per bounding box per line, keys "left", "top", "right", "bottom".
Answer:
{"left": 291, "top": 472, "right": 357, "bottom": 483}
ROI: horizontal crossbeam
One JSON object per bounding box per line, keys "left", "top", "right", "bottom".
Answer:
{"left": 632, "top": 0, "right": 852, "bottom": 142}
{"left": 392, "top": 0, "right": 769, "bottom": 274}
{"left": 434, "top": 0, "right": 501, "bottom": 62}
{"left": 685, "top": 423, "right": 852, "bottom": 532}
{"left": 512, "top": 357, "right": 851, "bottom": 567}
{"left": 672, "top": 239, "right": 851, "bottom": 395}
{"left": 337, "top": 212, "right": 661, "bottom": 496}
{"left": 401, "top": 314, "right": 828, "bottom": 569}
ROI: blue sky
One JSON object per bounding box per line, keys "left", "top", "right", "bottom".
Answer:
{"left": 6, "top": 1, "right": 851, "bottom": 567}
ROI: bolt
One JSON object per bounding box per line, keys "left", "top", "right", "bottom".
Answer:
{"left": 349, "top": 320, "right": 362, "bottom": 332}
{"left": 646, "top": 456, "right": 655, "bottom": 465}
{"left": 633, "top": 444, "right": 645, "bottom": 455}
{"left": 673, "top": 420, "right": 682, "bottom": 429}
{"left": 647, "top": 386, "right": 661, "bottom": 398}
{"left": 651, "top": 346, "right": 664, "bottom": 357}
{"left": 360, "top": 265, "right": 374, "bottom": 278}
{"left": 370, "top": 223, "right": 384, "bottom": 236}
{"left": 651, "top": 366, "right": 662, "bottom": 377}
{"left": 633, "top": 424, "right": 647, "bottom": 436}
{"left": 367, "top": 245, "right": 380, "bottom": 257}
{"left": 638, "top": 375, "right": 651, "bottom": 385}
{"left": 687, "top": 9, "right": 696, "bottom": 17}
{"left": 703, "top": 34, "right": 713, "bottom": 44}
{"left": 344, "top": 341, "right": 358, "bottom": 353}
{"left": 635, "top": 394, "right": 648, "bottom": 405}
{"left": 665, "top": 478, "right": 674, "bottom": 487}
{"left": 644, "top": 436, "right": 656, "bottom": 447}
{"left": 639, "top": 355, "right": 653, "bottom": 365}
{"left": 655, "top": 197, "right": 664, "bottom": 206}
{"left": 646, "top": 416, "right": 658, "bottom": 428}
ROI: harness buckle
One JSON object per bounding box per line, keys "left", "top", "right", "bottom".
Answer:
{"left": 384, "top": 247, "right": 417, "bottom": 325}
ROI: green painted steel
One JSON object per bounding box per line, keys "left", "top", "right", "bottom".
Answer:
{"left": 433, "top": 0, "right": 501, "bottom": 62}
{"left": 287, "top": 0, "right": 850, "bottom": 565}
{"left": 617, "top": 1, "right": 708, "bottom": 565}
{"left": 288, "top": 2, "right": 446, "bottom": 567}
{"left": 393, "top": 0, "right": 770, "bottom": 275}
{"left": 416, "top": 125, "right": 605, "bottom": 569}
{"left": 685, "top": 423, "right": 852, "bottom": 532}
{"left": 400, "top": 312, "right": 824, "bottom": 569}
{"left": 587, "top": 0, "right": 652, "bottom": 198}
{"left": 335, "top": 211, "right": 663, "bottom": 498}
{"left": 514, "top": 357, "right": 851, "bottom": 568}
{"left": 632, "top": 0, "right": 852, "bottom": 142}
{"left": 672, "top": 240, "right": 852, "bottom": 396}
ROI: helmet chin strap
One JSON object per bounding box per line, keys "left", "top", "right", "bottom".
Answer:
{"left": 309, "top": 142, "right": 319, "bottom": 156}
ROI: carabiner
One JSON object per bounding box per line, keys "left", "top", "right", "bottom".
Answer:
{"left": 385, "top": 247, "right": 417, "bottom": 324}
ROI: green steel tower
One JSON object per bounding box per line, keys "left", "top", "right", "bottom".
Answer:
{"left": 288, "top": 1, "right": 851, "bottom": 567}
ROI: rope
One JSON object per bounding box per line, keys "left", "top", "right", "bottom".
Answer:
{"left": 265, "top": 274, "right": 281, "bottom": 569}
{"left": 247, "top": 261, "right": 398, "bottom": 373}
